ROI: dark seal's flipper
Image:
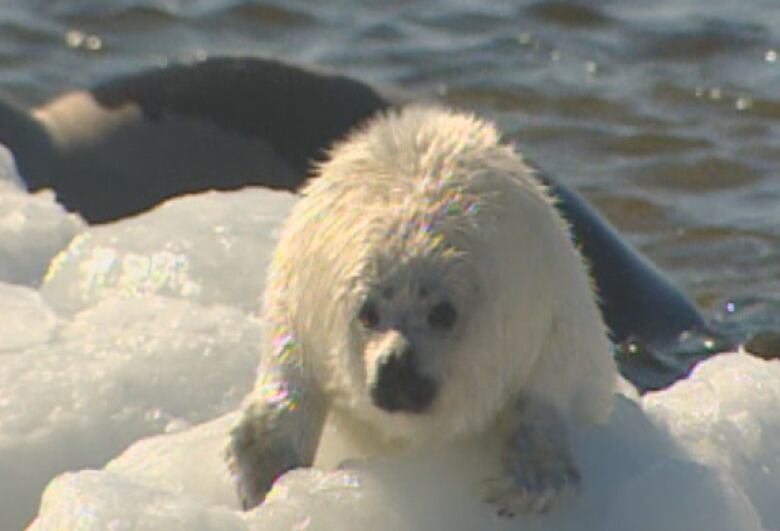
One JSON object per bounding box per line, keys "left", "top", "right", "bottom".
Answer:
{"left": 537, "top": 173, "right": 706, "bottom": 348}
{"left": 0, "top": 56, "right": 707, "bottom": 372}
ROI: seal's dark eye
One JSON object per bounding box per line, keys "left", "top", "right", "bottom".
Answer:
{"left": 358, "top": 300, "right": 380, "bottom": 329}
{"left": 428, "top": 300, "right": 457, "bottom": 330}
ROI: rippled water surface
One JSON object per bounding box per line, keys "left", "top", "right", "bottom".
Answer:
{"left": 1, "top": 0, "right": 779, "bottom": 346}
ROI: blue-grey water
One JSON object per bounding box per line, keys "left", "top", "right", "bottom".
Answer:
{"left": 1, "top": 0, "right": 779, "bottom": 359}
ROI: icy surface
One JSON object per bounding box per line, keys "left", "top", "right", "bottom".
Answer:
{"left": 26, "top": 365, "right": 779, "bottom": 531}
{"left": 41, "top": 188, "right": 296, "bottom": 315}
{"left": 0, "top": 152, "right": 84, "bottom": 286}
{"left": 0, "top": 282, "right": 58, "bottom": 351}
{"left": 644, "top": 354, "right": 780, "bottom": 529}
{"left": 0, "top": 145, "right": 23, "bottom": 185}
{"left": 0, "top": 295, "right": 264, "bottom": 530}
{"left": 0, "top": 151, "right": 777, "bottom": 530}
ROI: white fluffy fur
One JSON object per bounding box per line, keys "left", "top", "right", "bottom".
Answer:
{"left": 228, "top": 106, "right": 617, "bottom": 512}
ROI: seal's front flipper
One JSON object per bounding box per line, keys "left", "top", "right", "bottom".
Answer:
{"left": 483, "top": 397, "right": 579, "bottom": 517}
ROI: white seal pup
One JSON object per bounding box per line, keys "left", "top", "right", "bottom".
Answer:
{"left": 228, "top": 105, "right": 619, "bottom": 515}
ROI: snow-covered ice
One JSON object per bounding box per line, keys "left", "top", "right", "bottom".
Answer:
{"left": 23, "top": 359, "right": 780, "bottom": 531}
{"left": 0, "top": 146, "right": 778, "bottom": 530}
{"left": 41, "top": 187, "right": 296, "bottom": 315}
{"left": 0, "top": 177, "right": 84, "bottom": 287}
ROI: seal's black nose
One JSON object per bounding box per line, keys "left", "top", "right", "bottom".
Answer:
{"left": 370, "top": 345, "right": 437, "bottom": 413}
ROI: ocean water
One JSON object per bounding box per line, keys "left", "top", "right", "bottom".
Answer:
{"left": 1, "top": 0, "right": 779, "bottom": 341}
